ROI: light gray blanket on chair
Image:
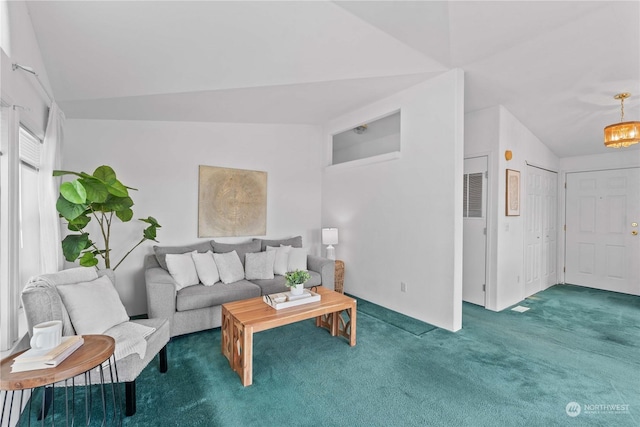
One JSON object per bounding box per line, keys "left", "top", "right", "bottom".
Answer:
{"left": 105, "top": 322, "right": 155, "bottom": 361}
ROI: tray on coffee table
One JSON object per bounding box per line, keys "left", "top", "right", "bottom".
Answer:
{"left": 263, "top": 289, "right": 320, "bottom": 310}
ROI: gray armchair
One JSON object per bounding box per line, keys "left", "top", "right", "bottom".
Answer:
{"left": 21, "top": 267, "right": 170, "bottom": 416}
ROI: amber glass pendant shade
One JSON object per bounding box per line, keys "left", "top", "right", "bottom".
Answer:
{"left": 604, "top": 121, "right": 640, "bottom": 148}
{"left": 604, "top": 93, "right": 640, "bottom": 148}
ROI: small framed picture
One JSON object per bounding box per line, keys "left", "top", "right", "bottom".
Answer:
{"left": 505, "top": 169, "right": 520, "bottom": 216}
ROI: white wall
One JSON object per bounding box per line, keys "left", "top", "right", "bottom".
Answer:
{"left": 496, "top": 106, "right": 560, "bottom": 310}
{"left": 322, "top": 70, "right": 464, "bottom": 332}
{"left": 63, "top": 119, "right": 324, "bottom": 315}
{"left": 560, "top": 150, "right": 640, "bottom": 172}
{"left": 465, "top": 105, "right": 560, "bottom": 311}
{"left": 464, "top": 106, "right": 500, "bottom": 310}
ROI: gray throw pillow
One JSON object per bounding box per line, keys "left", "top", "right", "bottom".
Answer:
{"left": 153, "top": 241, "right": 213, "bottom": 270}
{"left": 212, "top": 240, "right": 261, "bottom": 267}
{"left": 255, "top": 236, "right": 302, "bottom": 251}
{"left": 57, "top": 275, "right": 129, "bottom": 335}
{"left": 213, "top": 251, "right": 245, "bottom": 284}
{"left": 245, "top": 251, "right": 276, "bottom": 280}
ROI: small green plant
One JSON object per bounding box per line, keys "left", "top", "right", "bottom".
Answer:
{"left": 284, "top": 270, "right": 311, "bottom": 287}
{"left": 54, "top": 165, "right": 161, "bottom": 270}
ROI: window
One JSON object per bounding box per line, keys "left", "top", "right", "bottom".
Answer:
{"left": 1, "top": 102, "right": 49, "bottom": 352}
{"left": 331, "top": 111, "right": 401, "bottom": 166}
{"left": 19, "top": 126, "right": 42, "bottom": 293}
{"left": 463, "top": 172, "right": 484, "bottom": 218}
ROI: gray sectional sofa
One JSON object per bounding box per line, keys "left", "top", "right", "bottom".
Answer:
{"left": 144, "top": 236, "right": 335, "bottom": 337}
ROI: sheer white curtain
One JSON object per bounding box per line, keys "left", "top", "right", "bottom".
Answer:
{"left": 38, "top": 102, "right": 65, "bottom": 273}
{"left": 1, "top": 101, "right": 21, "bottom": 351}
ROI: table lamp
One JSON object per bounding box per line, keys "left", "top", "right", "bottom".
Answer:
{"left": 322, "top": 228, "right": 339, "bottom": 260}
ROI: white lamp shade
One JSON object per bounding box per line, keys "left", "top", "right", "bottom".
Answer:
{"left": 322, "top": 228, "right": 339, "bottom": 245}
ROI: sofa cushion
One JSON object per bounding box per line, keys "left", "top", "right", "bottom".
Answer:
{"left": 213, "top": 251, "right": 245, "bottom": 284}
{"left": 251, "top": 271, "right": 321, "bottom": 295}
{"left": 249, "top": 276, "right": 288, "bottom": 295}
{"left": 154, "top": 241, "right": 213, "bottom": 270}
{"left": 212, "top": 240, "right": 261, "bottom": 267}
{"left": 245, "top": 251, "right": 276, "bottom": 280}
{"left": 255, "top": 236, "right": 302, "bottom": 251}
{"left": 165, "top": 251, "right": 200, "bottom": 290}
{"left": 176, "top": 280, "right": 261, "bottom": 311}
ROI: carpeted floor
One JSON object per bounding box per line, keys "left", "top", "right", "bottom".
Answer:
{"left": 20, "top": 284, "right": 640, "bottom": 426}
{"left": 351, "top": 295, "right": 437, "bottom": 336}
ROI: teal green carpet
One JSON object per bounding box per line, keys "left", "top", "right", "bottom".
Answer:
{"left": 19, "top": 285, "right": 640, "bottom": 426}
{"left": 349, "top": 294, "right": 437, "bottom": 336}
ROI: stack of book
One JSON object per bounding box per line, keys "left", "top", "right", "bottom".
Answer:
{"left": 11, "top": 335, "right": 84, "bottom": 373}
{"left": 263, "top": 289, "right": 321, "bottom": 310}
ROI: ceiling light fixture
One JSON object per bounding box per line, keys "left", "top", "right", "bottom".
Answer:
{"left": 604, "top": 93, "right": 640, "bottom": 148}
{"left": 353, "top": 124, "right": 368, "bottom": 134}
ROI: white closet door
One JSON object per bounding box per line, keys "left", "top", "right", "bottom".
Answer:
{"left": 542, "top": 171, "right": 558, "bottom": 289}
{"left": 565, "top": 168, "right": 640, "bottom": 295}
{"left": 525, "top": 166, "right": 557, "bottom": 297}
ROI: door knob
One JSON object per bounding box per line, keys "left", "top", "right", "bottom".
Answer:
{"left": 633, "top": 230, "right": 638, "bottom": 236}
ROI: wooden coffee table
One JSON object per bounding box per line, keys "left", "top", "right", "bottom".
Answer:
{"left": 221, "top": 286, "right": 356, "bottom": 386}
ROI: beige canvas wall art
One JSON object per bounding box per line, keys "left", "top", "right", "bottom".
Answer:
{"left": 505, "top": 169, "right": 520, "bottom": 216}
{"left": 198, "top": 165, "right": 267, "bottom": 237}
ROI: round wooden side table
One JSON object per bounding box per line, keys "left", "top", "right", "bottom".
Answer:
{"left": 0, "top": 335, "right": 120, "bottom": 426}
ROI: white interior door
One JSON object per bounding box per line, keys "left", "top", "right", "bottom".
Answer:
{"left": 525, "top": 166, "right": 557, "bottom": 297}
{"left": 463, "top": 156, "right": 487, "bottom": 306}
{"left": 565, "top": 168, "right": 640, "bottom": 295}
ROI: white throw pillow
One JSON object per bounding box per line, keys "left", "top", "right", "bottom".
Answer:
{"left": 266, "top": 245, "right": 291, "bottom": 276}
{"left": 57, "top": 275, "right": 129, "bottom": 335}
{"left": 213, "top": 251, "right": 245, "bottom": 284}
{"left": 287, "top": 247, "right": 308, "bottom": 272}
{"left": 166, "top": 251, "right": 200, "bottom": 290}
{"left": 191, "top": 251, "right": 220, "bottom": 286}
{"left": 245, "top": 251, "right": 276, "bottom": 280}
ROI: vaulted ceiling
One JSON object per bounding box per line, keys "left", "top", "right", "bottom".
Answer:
{"left": 26, "top": 1, "right": 640, "bottom": 158}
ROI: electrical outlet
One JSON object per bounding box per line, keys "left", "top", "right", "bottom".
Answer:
{"left": 400, "top": 282, "right": 407, "bottom": 292}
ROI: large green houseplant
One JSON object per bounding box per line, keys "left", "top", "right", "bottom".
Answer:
{"left": 54, "top": 165, "right": 160, "bottom": 270}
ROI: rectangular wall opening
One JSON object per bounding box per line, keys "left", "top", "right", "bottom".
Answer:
{"left": 331, "top": 111, "right": 400, "bottom": 166}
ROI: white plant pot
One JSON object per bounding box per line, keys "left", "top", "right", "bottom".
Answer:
{"left": 290, "top": 283, "right": 304, "bottom": 295}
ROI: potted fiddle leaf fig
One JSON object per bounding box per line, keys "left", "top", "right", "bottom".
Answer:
{"left": 285, "top": 270, "right": 311, "bottom": 296}
{"left": 54, "top": 165, "right": 161, "bottom": 270}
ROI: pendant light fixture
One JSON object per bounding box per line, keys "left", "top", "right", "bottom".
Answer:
{"left": 604, "top": 93, "right": 640, "bottom": 148}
